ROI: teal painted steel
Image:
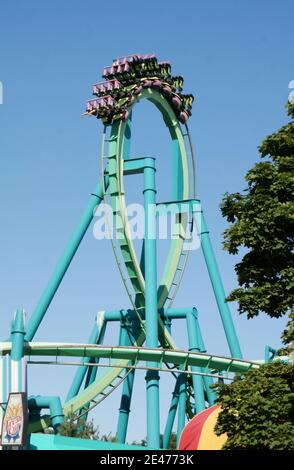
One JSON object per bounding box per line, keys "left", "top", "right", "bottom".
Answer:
{"left": 25, "top": 176, "right": 109, "bottom": 341}
{"left": 116, "top": 316, "right": 135, "bottom": 444}
{"left": 196, "top": 205, "right": 242, "bottom": 358}
{"left": 10, "top": 309, "right": 26, "bottom": 361}
{"left": 66, "top": 314, "right": 106, "bottom": 401}
{"left": 103, "top": 307, "right": 190, "bottom": 322}
{"left": 76, "top": 315, "right": 107, "bottom": 423}
{"left": 1, "top": 342, "right": 259, "bottom": 373}
{"left": 66, "top": 322, "right": 99, "bottom": 401}
{"left": 84, "top": 318, "right": 107, "bottom": 388}
{"left": 143, "top": 157, "right": 160, "bottom": 448}
{"left": 176, "top": 372, "right": 187, "bottom": 446}
{"left": 162, "top": 374, "right": 181, "bottom": 449}
{"left": 186, "top": 309, "right": 206, "bottom": 413}
{"left": 10, "top": 309, "right": 26, "bottom": 393}
{"left": 28, "top": 395, "right": 64, "bottom": 431}
{"left": 29, "top": 433, "right": 148, "bottom": 450}
{"left": 265, "top": 345, "right": 277, "bottom": 363}
{"left": 195, "top": 316, "right": 216, "bottom": 405}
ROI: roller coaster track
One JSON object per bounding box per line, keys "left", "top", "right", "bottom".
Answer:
{"left": 0, "top": 341, "right": 260, "bottom": 432}
{"left": 20, "top": 90, "right": 202, "bottom": 432}
{"left": 77, "top": 89, "right": 197, "bottom": 424}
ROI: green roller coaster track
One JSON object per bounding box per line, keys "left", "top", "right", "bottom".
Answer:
{"left": 1, "top": 54, "right": 256, "bottom": 450}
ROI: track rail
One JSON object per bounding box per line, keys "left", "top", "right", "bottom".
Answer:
{"left": 0, "top": 342, "right": 260, "bottom": 373}
{"left": 0, "top": 341, "right": 259, "bottom": 432}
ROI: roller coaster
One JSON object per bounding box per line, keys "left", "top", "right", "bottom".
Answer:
{"left": 0, "top": 54, "right": 263, "bottom": 450}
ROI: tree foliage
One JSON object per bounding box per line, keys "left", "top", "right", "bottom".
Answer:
{"left": 214, "top": 362, "right": 294, "bottom": 450}
{"left": 57, "top": 412, "right": 116, "bottom": 441}
{"left": 131, "top": 433, "right": 177, "bottom": 449}
{"left": 282, "top": 310, "right": 294, "bottom": 348}
{"left": 221, "top": 103, "right": 294, "bottom": 319}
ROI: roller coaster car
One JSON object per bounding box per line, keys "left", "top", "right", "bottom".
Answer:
{"left": 171, "top": 76, "right": 184, "bottom": 93}
{"left": 86, "top": 96, "right": 115, "bottom": 113}
{"left": 158, "top": 61, "right": 172, "bottom": 77}
{"left": 88, "top": 55, "right": 194, "bottom": 125}
{"left": 179, "top": 110, "right": 190, "bottom": 124}
{"left": 112, "top": 54, "right": 144, "bottom": 67}
{"left": 183, "top": 94, "right": 194, "bottom": 109}
{"left": 151, "top": 80, "right": 162, "bottom": 89}
{"left": 93, "top": 80, "right": 122, "bottom": 97}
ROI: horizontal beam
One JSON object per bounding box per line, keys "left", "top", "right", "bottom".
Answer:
{"left": 0, "top": 342, "right": 259, "bottom": 374}
{"left": 103, "top": 308, "right": 191, "bottom": 322}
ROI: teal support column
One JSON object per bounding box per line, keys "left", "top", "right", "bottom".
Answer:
{"left": 195, "top": 204, "right": 242, "bottom": 358}
{"left": 83, "top": 315, "right": 107, "bottom": 388}
{"left": 163, "top": 377, "right": 180, "bottom": 448}
{"left": 144, "top": 157, "right": 160, "bottom": 449}
{"left": 76, "top": 314, "right": 107, "bottom": 424}
{"left": 66, "top": 322, "right": 98, "bottom": 401}
{"left": 194, "top": 318, "right": 216, "bottom": 406}
{"left": 28, "top": 396, "right": 64, "bottom": 432}
{"left": 10, "top": 309, "right": 26, "bottom": 393}
{"left": 176, "top": 372, "right": 187, "bottom": 446}
{"left": 265, "top": 345, "right": 277, "bottom": 363}
{"left": 11, "top": 310, "right": 26, "bottom": 362}
{"left": 186, "top": 309, "right": 206, "bottom": 413}
{"left": 66, "top": 312, "right": 106, "bottom": 401}
{"left": 116, "top": 315, "right": 135, "bottom": 444}
{"left": 25, "top": 176, "right": 109, "bottom": 341}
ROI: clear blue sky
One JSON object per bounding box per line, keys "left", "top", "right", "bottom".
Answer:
{"left": 0, "top": 0, "right": 293, "bottom": 441}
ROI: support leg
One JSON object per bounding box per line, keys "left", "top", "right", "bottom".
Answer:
{"left": 186, "top": 309, "right": 206, "bottom": 413}
{"left": 195, "top": 205, "right": 242, "bottom": 358}
{"left": 144, "top": 157, "right": 160, "bottom": 448}
{"left": 195, "top": 318, "right": 216, "bottom": 406}
{"left": 10, "top": 309, "right": 26, "bottom": 393}
{"left": 163, "top": 375, "right": 181, "bottom": 449}
{"left": 25, "top": 175, "right": 109, "bottom": 341}
{"left": 66, "top": 312, "right": 106, "bottom": 401}
{"left": 177, "top": 372, "right": 187, "bottom": 446}
{"left": 116, "top": 315, "right": 135, "bottom": 444}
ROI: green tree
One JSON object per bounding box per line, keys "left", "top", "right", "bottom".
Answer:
{"left": 58, "top": 412, "right": 116, "bottom": 441}
{"left": 131, "top": 433, "right": 177, "bottom": 449}
{"left": 220, "top": 102, "right": 294, "bottom": 320}
{"left": 214, "top": 362, "right": 294, "bottom": 450}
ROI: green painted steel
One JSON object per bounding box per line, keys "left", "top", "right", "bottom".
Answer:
{"left": 108, "top": 89, "right": 189, "bottom": 316}
{"left": 0, "top": 343, "right": 259, "bottom": 373}
{"left": 1, "top": 339, "right": 259, "bottom": 433}
{"left": 88, "top": 89, "right": 192, "bottom": 436}
{"left": 25, "top": 177, "right": 109, "bottom": 342}
{"left": 0, "top": 57, "right": 254, "bottom": 450}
